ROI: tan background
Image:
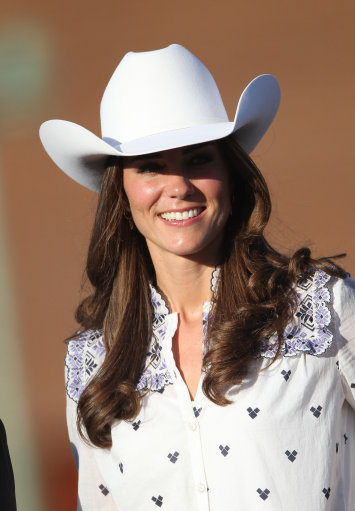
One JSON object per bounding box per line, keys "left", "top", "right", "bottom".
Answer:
{"left": 0, "top": 1, "right": 354, "bottom": 509}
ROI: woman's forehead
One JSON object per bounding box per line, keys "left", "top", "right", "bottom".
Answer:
{"left": 122, "top": 141, "right": 219, "bottom": 166}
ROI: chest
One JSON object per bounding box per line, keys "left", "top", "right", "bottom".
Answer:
{"left": 171, "top": 318, "right": 204, "bottom": 400}
{"left": 99, "top": 353, "right": 349, "bottom": 511}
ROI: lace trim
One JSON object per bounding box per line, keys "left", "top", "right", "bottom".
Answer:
{"left": 258, "top": 270, "right": 333, "bottom": 358}
{"left": 210, "top": 266, "right": 220, "bottom": 294}
{"left": 149, "top": 266, "right": 219, "bottom": 316}
{"left": 65, "top": 329, "right": 104, "bottom": 403}
{"left": 136, "top": 342, "right": 174, "bottom": 392}
{"left": 149, "top": 284, "right": 170, "bottom": 315}
{"left": 66, "top": 269, "right": 334, "bottom": 400}
{"left": 139, "top": 268, "right": 219, "bottom": 391}
{"left": 136, "top": 313, "right": 174, "bottom": 392}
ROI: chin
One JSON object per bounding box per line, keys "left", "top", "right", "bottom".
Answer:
{"left": 146, "top": 233, "right": 222, "bottom": 262}
{"left": 167, "top": 242, "right": 215, "bottom": 259}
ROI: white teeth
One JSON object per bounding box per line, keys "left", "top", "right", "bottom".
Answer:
{"left": 160, "top": 208, "right": 202, "bottom": 221}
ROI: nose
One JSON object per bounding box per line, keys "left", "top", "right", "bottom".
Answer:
{"left": 164, "top": 171, "right": 195, "bottom": 199}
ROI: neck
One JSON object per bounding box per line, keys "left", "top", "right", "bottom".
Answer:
{"left": 151, "top": 254, "right": 217, "bottom": 321}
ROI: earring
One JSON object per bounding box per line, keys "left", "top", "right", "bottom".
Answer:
{"left": 123, "top": 210, "right": 134, "bottom": 230}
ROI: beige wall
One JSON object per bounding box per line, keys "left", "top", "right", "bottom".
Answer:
{"left": 0, "top": 1, "right": 354, "bottom": 509}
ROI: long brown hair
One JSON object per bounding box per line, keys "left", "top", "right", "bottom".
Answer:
{"left": 75, "top": 135, "right": 346, "bottom": 447}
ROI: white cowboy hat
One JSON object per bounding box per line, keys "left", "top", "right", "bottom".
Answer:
{"left": 39, "top": 44, "right": 280, "bottom": 192}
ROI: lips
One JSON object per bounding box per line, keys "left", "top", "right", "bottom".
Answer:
{"left": 159, "top": 207, "right": 205, "bottom": 221}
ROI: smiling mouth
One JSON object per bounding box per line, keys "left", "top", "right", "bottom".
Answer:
{"left": 159, "top": 208, "right": 205, "bottom": 221}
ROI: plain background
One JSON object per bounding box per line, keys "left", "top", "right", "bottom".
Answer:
{"left": 0, "top": 1, "right": 354, "bottom": 509}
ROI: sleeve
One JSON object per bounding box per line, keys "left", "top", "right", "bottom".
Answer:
{"left": 0, "top": 419, "right": 17, "bottom": 511}
{"left": 65, "top": 337, "right": 117, "bottom": 511}
{"left": 333, "top": 276, "right": 355, "bottom": 410}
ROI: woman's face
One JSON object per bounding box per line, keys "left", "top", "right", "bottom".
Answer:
{"left": 122, "top": 142, "right": 231, "bottom": 264}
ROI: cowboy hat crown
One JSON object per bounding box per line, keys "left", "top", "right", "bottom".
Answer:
{"left": 101, "top": 44, "right": 228, "bottom": 144}
{"left": 39, "top": 44, "right": 281, "bottom": 192}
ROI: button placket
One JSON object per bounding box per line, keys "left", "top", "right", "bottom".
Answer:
{"left": 164, "top": 324, "right": 209, "bottom": 511}
{"left": 161, "top": 313, "right": 209, "bottom": 509}
{"left": 197, "top": 482, "right": 206, "bottom": 493}
{"left": 189, "top": 421, "right": 198, "bottom": 431}
{"left": 179, "top": 406, "right": 208, "bottom": 508}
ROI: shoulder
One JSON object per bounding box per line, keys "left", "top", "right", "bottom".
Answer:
{"left": 332, "top": 273, "right": 355, "bottom": 319}
{"left": 326, "top": 274, "right": 355, "bottom": 409}
{"left": 302, "top": 268, "right": 355, "bottom": 332}
{"left": 260, "top": 268, "right": 344, "bottom": 358}
{"left": 294, "top": 267, "right": 334, "bottom": 325}
{"left": 65, "top": 329, "right": 105, "bottom": 403}
{"left": 292, "top": 268, "right": 355, "bottom": 357}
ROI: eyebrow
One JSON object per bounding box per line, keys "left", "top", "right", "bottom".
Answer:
{"left": 125, "top": 152, "right": 163, "bottom": 164}
{"left": 183, "top": 142, "right": 215, "bottom": 154}
{"left": 124, "top": 142, "right": 216, "bottom": 165}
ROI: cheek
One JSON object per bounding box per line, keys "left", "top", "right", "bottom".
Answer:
{"left": 123, "top": 176, "right": 160, "bottom": 215}
{"left": 202, "top": 177, "right": 231, "bottom": 208}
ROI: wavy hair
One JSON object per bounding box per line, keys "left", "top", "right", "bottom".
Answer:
{"left": 75, "top": 135, "right": 346, "bottom": 448}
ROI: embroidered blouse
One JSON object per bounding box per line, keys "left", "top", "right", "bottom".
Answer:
{"left": 65, "top": 269, "right": 355, "bottom": 511}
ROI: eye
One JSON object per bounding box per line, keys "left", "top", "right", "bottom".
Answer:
{"left": 137, "top": 162, "right": 164, "bottom": 174}
{"left": 188, "top": 151, "right": 214, "bottom": 166}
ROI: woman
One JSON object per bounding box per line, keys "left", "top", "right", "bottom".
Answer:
{"left": 40, "top": 44, "right": 355, "bottom": 510}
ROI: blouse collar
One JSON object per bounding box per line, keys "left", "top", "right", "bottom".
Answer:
{"left": 149, "top": 266, "right": 220, "bottom": 316}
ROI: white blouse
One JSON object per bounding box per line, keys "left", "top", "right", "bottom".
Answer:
{"left": 65, "top": 269, "right": 355, "bottom": 511}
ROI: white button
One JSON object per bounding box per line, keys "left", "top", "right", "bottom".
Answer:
{"left": 197, "top": 482, "right": 206, "bottom": 493}
{"left": 189, "top": 421, "right": 197, "bottom": 431}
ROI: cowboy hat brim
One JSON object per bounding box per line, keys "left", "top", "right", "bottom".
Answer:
{"left": 39, "top": 74, "right": 280, "bottom": 193}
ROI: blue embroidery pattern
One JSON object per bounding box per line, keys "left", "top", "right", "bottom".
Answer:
{"left": 149, "top": 285, "right": 170, "bottom": 315}
{"left": 136, "top": 286, "right": 174, "bottom": 392}
{"left": 137, "top": 271, "right": 220, "bottom": 391}
{"left": 65, "top": 269, "right": 334, "bottom": 401}
{"left": 65, "top": 329, "right": 104, "bottom": 402}
{"left": 259, "top": 270, "right": 333, "bottom": 358}
{"left": 136, "top": 333, "right": 174, "bottom": 392}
